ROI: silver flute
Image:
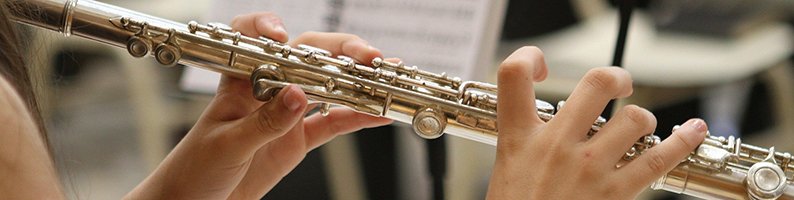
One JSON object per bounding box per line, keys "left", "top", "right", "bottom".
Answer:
{"left": 9, "top": 0, "right": 793, "bottom": 199}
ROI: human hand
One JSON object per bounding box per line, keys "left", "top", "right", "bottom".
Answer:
{"left": 126, "top": 12, "right": 392, "bottom": 199}
{"left": 485, "top": 47, "right": 708, "bottom": 199}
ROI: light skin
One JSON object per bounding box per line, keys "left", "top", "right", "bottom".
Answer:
{"left": 486, "top": 47, "right": 708, "bottom": 199}
{"left": 125, "top": 12, "right": 393, "bottom": 199}
{"left": 0, "top": 12, "right": 708, "bottom": 200}
{"left": 0, "top": 71, "right": 65, "bottom": 200}
{"left": 0, "top": 11, "right": 394, "bottom": 200}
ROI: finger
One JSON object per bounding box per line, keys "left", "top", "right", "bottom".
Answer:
{"left": 229, "top": 12, "right": 288, "bottom": 42}
{"left": 496, "top": 46, "right": 548, "bottom": 136}
{"left": 228, "top": 118, "right": 306, "bottom": 199}
{"left": 203, "top": 75, "right": 263, "bottom": 122}
{"left": 303, "top": 107, "right": 393, "bottom": 150}
{"left": 384, "top": 58, "right": 401, "bottom": 63}
{"left": 215, "top": 74, "right": 252, "bottom": 96}
{"left": 548, "top": 67, "right": 633, "bottom": 140}
{"left": 617, "top": 118, "right": 707, "bottom": 190}
{"left": 381, "top": 57, "right": 402, "bottom": 69}
{"left": 231, "top": 85, "right": 308, "bottom": 152}
{"left": 289, "top": 32, "right": 383, "bottom": 65}
{"left": 306, "top": 103, "right": 319, "bottom": 115}
{"left": 587, "top": 105, "right": 656, "bottom": 164}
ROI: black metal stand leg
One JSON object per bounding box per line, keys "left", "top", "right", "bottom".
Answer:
{"left": 426, "top": 137, "right": 446, "bottom": 200}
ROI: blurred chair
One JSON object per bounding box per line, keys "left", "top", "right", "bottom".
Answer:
{"left": 103, "top": 0, "right": 213, "bottom": 171}
{"left": 495, "top": 0, "right": 792, "bottom": 133}
{"left": 492, "top": 0, "right": 793, "bottom": 198}
{"left": 496, "top": 2, "right": 793, "bottom": 100}
{"left": 30, "top": 0, "right": 213, "bottom": 171}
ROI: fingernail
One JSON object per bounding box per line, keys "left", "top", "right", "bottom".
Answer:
{"left": 274, "top": 24, "right": 286, "bottom": 34}
{"left": 267, "top": 18, "right": 286, "bottom": 33}
{"left": 682, "top": 118, "right": 707, "bottom": 133}
{"left": 692, "top": 119, "right": 707, "bottom": 133}
{"left": 282, "top": 86, "right": 301, "bottom": 111}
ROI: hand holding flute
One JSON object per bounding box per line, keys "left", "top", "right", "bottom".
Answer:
{"left": 10, "top": 0, "right": 793, "bottom": 199}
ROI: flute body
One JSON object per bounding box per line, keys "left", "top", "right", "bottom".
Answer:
{"left": 10, "top": 0, "right": 794, "bottom": 199}
{"left": 12, "top": 0, "right": 509, "bottom": 143}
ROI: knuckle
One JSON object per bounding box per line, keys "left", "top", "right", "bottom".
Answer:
{"left": 340, "top": 35, "right": 368, "bottom": 47}
{"left": 340, "top": 33, "right": 361, "bottom": 41}
{"left": 644, "top": 150, "right": 668, "bottom": 175}
{"left": 255, "top": 11, "right": 281, "bottom": 21}
{"left": 256, "top": 109, "right": 286, "bottom": 134}
{"left": 519, "top": 46, "right": 546, "bottom": 66}
{"left": 498, "top": 59, "right": 533, "bottom": 80}
{"left": 295, "top": 31, "right": 321, "bottom": 41}
{"left": 672, "top": 130, "right": 699, "bottom": 151}
{"left": 583, "top": 68, "right": 621, "bottom": 95}
{"left": 498, "top": 46, "right": 546, "bottom": 82}
{"left": 501, "top": 46, "right": 544, "bottom": 69}
{"left": 620, "top": 105, "right": 657, "bottom": 132}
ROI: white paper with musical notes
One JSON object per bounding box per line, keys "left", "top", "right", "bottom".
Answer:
{"left": 180, "top": 0, "right": 496, "bottom": 94}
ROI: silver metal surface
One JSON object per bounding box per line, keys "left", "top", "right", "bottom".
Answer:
{"left": 60, "top": 0, "right": 76, "bottom": 36}
{"left": 10, "top": 0, "right": 794, "bottom": 199}
{"left": 650, "top": 131, "right": 794, "bottom": 199}
{"left": 746, "top": 147, "right": 787, "bottom": 200}
{"left": 412, "top": 107, "right": 446, "bottom": 139}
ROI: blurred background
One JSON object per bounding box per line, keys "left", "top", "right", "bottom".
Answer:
{"left": 20, "top": 0, "right": 794, "bottom": 199}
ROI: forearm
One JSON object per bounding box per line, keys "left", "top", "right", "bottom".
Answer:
{"left": 125, "top": 159, "right": 217, "bottom": 199}
{"left": 125, "top": 135, "right": 249, "bottom": 200}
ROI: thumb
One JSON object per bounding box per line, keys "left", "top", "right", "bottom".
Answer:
{"left": 236, "top": 85, "right": 307, "bottom": 151}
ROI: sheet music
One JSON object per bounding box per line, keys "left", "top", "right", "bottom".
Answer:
{"left": 180, "top": 0, "right": 494, "bottom": 94}
{"left": 338, "top": 0, "right": 490, "bottom": 79}
{"left": 177, "top": 2, "right": 503, "bottom": 199}
{"left": 180, "top": 0, "right": 332, "bottom": 93}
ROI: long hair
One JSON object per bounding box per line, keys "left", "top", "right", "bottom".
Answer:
{"left": 0, "top": 0, "right": 50, "bottom": 152}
